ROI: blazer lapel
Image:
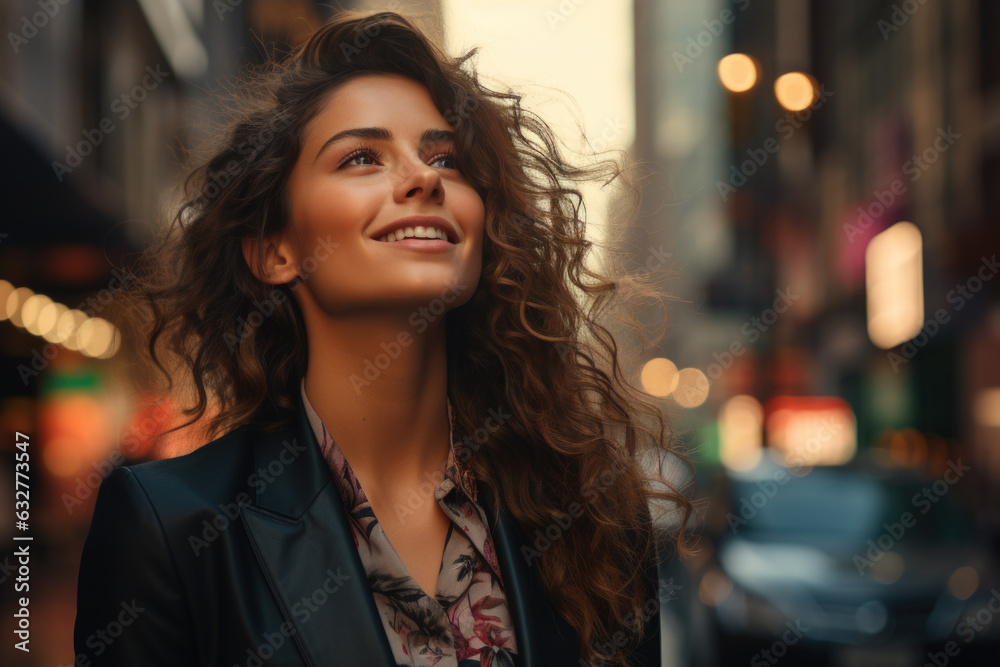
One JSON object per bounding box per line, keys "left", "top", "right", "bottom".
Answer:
{"left": 240, "top": 398, "right": 395, "bottom": 666}
{"left": 478, "top": 481, "right": 582, "bottom": 666}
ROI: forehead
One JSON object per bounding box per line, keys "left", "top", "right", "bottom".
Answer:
{"left": 305, "top": 73, "right": 449, "bottom": 137}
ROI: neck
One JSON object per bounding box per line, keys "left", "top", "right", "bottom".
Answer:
{"left": 301, "top": 310, "right": 452, "bottom": 501}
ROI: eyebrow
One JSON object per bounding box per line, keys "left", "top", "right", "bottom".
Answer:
{"left": 313, "top": 127, "right": 456, "bottom": 164}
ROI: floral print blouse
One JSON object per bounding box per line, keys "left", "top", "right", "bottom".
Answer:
{"left": 300, "top": 380, "right": 521, "bottom": 667}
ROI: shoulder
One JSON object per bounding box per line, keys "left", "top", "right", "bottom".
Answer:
{"left": 128, "top": 422, "right": 258, "bottom": 480}
{"left": 123, "top": 424, "right": 257, "bottom": 497}
{"left": 74, "top": 426, "right": 277, "bottom": 663}
{"left": 97, "top": 421, "right": 289, "bottom": 532}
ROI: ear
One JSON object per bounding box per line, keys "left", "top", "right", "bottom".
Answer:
{"left": 242, "top": 231, "right": 301, "bottom": 285}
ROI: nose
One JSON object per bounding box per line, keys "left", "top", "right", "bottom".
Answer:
{"left": 395, "top": 159, "right": 444, "bottom": 205}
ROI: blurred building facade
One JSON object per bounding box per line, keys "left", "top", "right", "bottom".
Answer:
{"left": 632, "top": 0, "right": 1000, "bottom": 516}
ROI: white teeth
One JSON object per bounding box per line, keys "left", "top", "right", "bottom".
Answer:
{"left": 377, "top": 226, "right": 450, "bottom": 243}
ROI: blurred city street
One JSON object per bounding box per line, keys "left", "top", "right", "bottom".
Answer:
{"left": 1, "top": 0, "right": 998, "bottom": 665}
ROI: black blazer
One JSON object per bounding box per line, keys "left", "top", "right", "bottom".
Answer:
{"left": 74, "top": 394, "right": 662, "bottom": 666}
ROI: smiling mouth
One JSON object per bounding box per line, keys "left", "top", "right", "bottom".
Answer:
{"left": 375, "top": 226, "right": 455, "bottom": 244}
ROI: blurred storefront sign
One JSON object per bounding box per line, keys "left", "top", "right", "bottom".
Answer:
{"left": 764, "top": 395, "right": 857, "bottom": 467}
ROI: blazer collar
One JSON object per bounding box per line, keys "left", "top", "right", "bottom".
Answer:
{"left": 239, "top": 394, "right": 582, "bottom": 666}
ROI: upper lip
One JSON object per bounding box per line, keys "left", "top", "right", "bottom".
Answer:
{"left": 370, "top": 215, "right": 459, "bottom": 244}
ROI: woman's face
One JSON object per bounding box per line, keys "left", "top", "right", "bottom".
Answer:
{"left": 274, "top": 73, "right": 484, "bottom": 319}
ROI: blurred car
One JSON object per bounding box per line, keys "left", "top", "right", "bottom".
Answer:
{"left": 689, "top": 453, "right": 1000, "bottom": 667}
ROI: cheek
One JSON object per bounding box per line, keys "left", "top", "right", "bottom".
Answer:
{"left": 460, "top": 190, "right": 486, "bottom": 234}
{"left": 296, "top": 181, "right": 378, "bottom": 242}
{"left": 464, "top": 199, "right": 486, "bottom": 283}
{"left": 460, "top": 192, "right": 485, "bottom": 252}
{"left": 289, "top": 194, "right": 372, "bottom": 286}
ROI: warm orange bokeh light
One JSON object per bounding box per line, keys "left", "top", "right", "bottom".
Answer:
{"left": 718, "top": 53, "right": 759, "bottom": 92}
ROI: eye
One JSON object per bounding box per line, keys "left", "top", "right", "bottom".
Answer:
{"left": 429, "top": 152, "right": 460, "bottom": 170}
{"left": 339, "top": 146, "right": 383, "bottom": 168}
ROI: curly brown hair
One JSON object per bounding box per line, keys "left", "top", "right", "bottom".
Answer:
{"left": 112, "top": 9, "right": 694, "bottom": 666}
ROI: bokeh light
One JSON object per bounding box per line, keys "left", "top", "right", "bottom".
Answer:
{"left": 718, "top": 53, "right": 759, "bottom": 92}
{"left": 774, "top": 71, "right": 818, "bottom": 111}
{"left": 866, "top": 222, "right": 924, "bottom": 349}
{"left": 719, "top": 395, "right": 764, "bottom": 471}
{"left": 948, "top": 566, "right": 979, "bottom": 600}
{"left": 673, "top": 368, "right": 710, "bottom": 408}
{"left": 641, "top": 357, "right": 680, "bottom": 397}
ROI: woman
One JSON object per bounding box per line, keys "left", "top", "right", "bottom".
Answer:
{"left": 74, "top": 10, "right": 693, "bottom": 667}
